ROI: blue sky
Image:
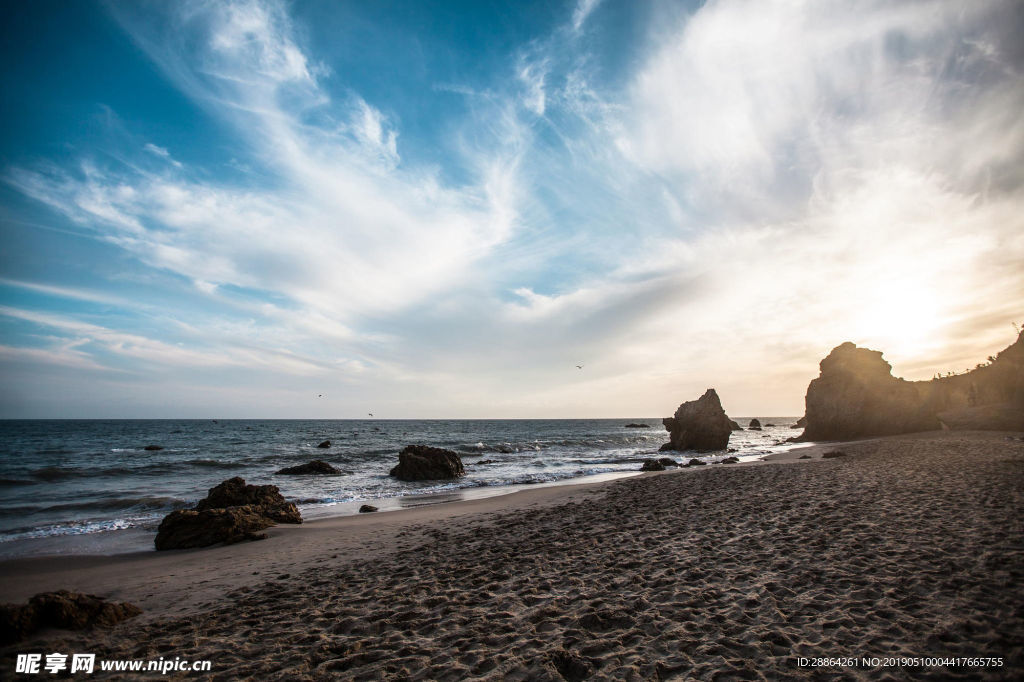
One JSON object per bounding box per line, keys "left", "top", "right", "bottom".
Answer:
{"left": 1, "top": 0, "right": 1022, "bottom": 418}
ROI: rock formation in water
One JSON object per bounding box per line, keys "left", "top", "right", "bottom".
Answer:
{"left": 389, "top": 445, "right": 465, "bottom": 481}
{"left": 156, "top": 477, "right": 301, "bottom": 550}
{"left": 728, "top": 420, "right": 743, "bottom": 431}
{"left": 276, "top": 460, "right": 341, "bottom": 475}
{"left": 797, "top": 331, "right": 1024, "bottom": 440}
{"left": 661, "top": 389, "right": 732, "bottom": 452}
{"left": 748, "top": 418, "right": 762, "bottom": 430}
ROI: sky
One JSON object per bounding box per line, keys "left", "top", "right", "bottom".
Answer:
{"left": 0, "top": 0, "right": 1022, "bottom": 419}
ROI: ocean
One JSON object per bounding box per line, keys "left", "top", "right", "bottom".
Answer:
{"left": 0, "top": 418, "right": 804, "bottom": 557}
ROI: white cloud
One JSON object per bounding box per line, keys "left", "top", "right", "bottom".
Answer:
{"left": 10, "top": 0, "right": 519, "bottom": 324}
{"left": 572, "top": 0, "right": 602, "bottom": 33}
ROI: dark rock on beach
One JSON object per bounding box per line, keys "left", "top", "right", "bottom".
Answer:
{"left": 317, "top": 440, "right": 331, "bottom": 448}
{"left": 194, "top": 477, "right": 301, "bottom": 523}
{"left": 687, "top": 458, "right": 707, "bottom": 466}
{"left": 657, "top": 457, "right": 679, "bottom": 468}
{"left": 155, "top": 477, "right": 301, "bottom": 550}
{"left": 1, "top": 590, "right": 141, "bottom": 645}
{"left": 661, "top": 389, "right": 732, "bottom": 452}
{"left": 624, "top": 423, "right": 650, "bottom": 428}
{"left": 823, "top": 450, "right": 846, "bottom": 459}
{"left": 358, "top": 505, "right": 378, "bottom": 513}
{"left": 275, "top": 460, "right": 340, "bottom": 475}
{"left": 143, "top": 445, "right": 163, "bottom": 451}
{"left": 640, "top": 459, "right": 665, "bottom": 471}
{"left": 389, "top": 445, "right": 465, "bottom": 481}
{"left": 721, "top": 456, "right": 740, "bottom": 464}
{"left": 155, "top": 506, "right": 274, "bottom": 550}
{"left": 748, "top": 418, "right": 762, "bottom": 430}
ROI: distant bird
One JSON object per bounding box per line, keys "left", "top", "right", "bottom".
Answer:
{"left": 576, "top": 364, "right": 584, "bottom": 370}
{"left": 368, "top": 412, "right": 374, "bottom": 417}
{"left": 317, "top": 394, "right": 323, "bottom": 398}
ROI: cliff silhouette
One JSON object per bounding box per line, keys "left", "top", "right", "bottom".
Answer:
{"left": 798, "top": 330, "right": 1024, "bottom": 441}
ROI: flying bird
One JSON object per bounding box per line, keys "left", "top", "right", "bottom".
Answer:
{"left": 576, "top": 364, "right": 584, "bottom": 369}
{"left": 317, "top": 394, "right": 323, "bottom": 398}
{"left": 368, "top": 413, "right": 374, "bottom": 417}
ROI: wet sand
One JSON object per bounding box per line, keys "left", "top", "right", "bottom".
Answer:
{"left": 2, "top": 430, "right": 1022, "bottom": 680}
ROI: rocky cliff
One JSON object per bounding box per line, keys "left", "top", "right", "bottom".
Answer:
{"left": 798, "top": 331, "right": 1024, "bottom": 441}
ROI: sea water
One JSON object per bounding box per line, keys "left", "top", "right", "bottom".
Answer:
{"left": 0, "top": 418, "right": 804, "bottom": 556}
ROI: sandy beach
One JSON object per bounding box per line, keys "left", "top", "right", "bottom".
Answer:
{"left": 2, "top": 430, "right": 1022, "bottom": 680}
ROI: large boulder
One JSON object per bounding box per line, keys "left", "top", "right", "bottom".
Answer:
{"left": 661, "top": 389, "right": 732, "bottom": 452}
{"left": 798, "top": 332, "right": 1024, "bottom": 440}
{"left": 155, "top": 477, "right": 301, "bottom": 550}
{"left": 1, "top": 591, "right": 141, "bottom": 645}
{"left": 155, "top": 506, "right": 274, "bottom": 550}
{"left": 748, "top": 418, "right": 762, "bottom": 430}
{"left": 276, "top": 460, "right": 341, "bottom": 475}
{"left": 194, "top": 477, "right": 302, "bottom": 523}
{"left": 389, "top": 445, "right": 465, "bottom": 481}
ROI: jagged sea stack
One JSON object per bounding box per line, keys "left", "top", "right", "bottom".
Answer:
{"left": 661, "top": 388, "right": 732, "bottom": 452}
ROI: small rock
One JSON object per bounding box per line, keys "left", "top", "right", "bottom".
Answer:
{"left": 276, "top": 460, "right": 341, "bottom": 475}
{"left": 316, "top": 440, "right": 331, "bottom": 448}
{"left": 624, "top": 423, "right": 650, "bottom": 428}
{"left": 720, "top": 456, "right": 739, "bottom": 464}
{"left": 640, "top": 459, "right": 665, "bottom": 471}
{"left": 143, "top": 445, "right": 163, "bottom": 451}
{"left": 657, "top": 457, "right": 679, "bottom": 468}
{"left": 764, "top": 423, "right": 775, "bottom": 427}
{"left": 687, "top": 458, "right": 707, "bottom": 466}
{"left": 799, "top": 455, "right": 812, "bottom": 459}
{"left": 822, "top": 450, "right": 846, "bottom": 459}
{"left": 358, "top": 505, "right": 378, "bottom": 513}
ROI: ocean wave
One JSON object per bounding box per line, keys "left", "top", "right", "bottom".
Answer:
{"left": 0, "top": 496, "right": 189, "bottom": 517}
{"left": 0, "top": 478, "right": 36, "bottom": 487}
{"left": 185, "top": 459, "right": 248, "bottom": 469}
{"left": 0, "top": 518, "right": 141, "bottom": 543}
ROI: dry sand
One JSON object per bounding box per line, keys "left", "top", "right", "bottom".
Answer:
{"left": 2, "top": 430, "right": 1022, "bottom": 680}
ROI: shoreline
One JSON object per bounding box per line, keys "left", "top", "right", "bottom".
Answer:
{"left": 2, "top": 430, "right": 1020, "bottom": 679}
{"left": 0, "top": 449, "right": 809, "bottom": 616}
